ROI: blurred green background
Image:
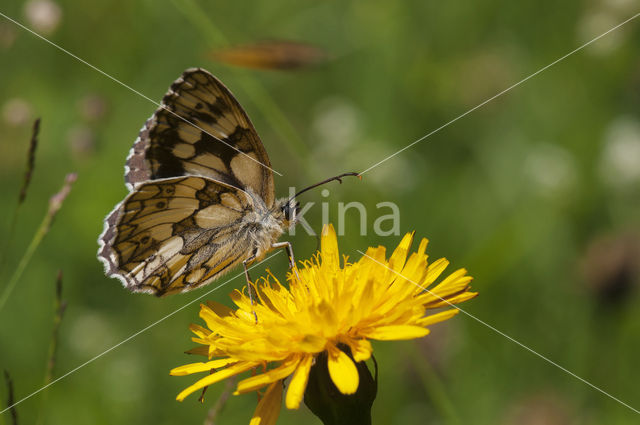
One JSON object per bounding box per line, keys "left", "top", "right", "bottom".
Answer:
{"left": 1, "top": 0, "right": 640, "bottom": 424}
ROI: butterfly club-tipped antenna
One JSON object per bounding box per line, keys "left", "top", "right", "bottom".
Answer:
{"left": 279, "top": 171, "right": 361, "bottom": 270}
{"left": 289, "top": 172, "right": 361, "bottom": 204}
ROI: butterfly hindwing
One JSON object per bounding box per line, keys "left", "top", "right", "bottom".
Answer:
{"left": 99, "top": 176, "right": 258, "bottom": 296}
{"left": 125, "top": 68, "right": 275, "bottom": 207}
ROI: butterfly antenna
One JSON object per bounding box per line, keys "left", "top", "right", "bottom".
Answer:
{"left": 289, "top": 172, "right": 361, "bottom": 203}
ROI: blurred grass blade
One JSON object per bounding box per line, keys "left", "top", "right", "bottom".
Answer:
{"left": 45, "top": 270, "right": 67, "bottom": 385}
{"left": 36, "top": 270, "right": 67, "bottom": 425}
{"left": 3, "top": 370, "right": 18, "bottom": 425}
{"left": 409, "top": 342, "right": 461, "bottom": 425}
{"left": 203, "top": 377, "right": 236, "bottom": 425}
{"left": 1, "top": 119, "right": 41, "bottom": 270}
{"left": 0, "top": 174, "right": 77, "bottom": 313}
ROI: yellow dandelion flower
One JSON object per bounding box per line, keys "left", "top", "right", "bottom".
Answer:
{"left": 171, "top": 224, "right": 477, "bottom": 423}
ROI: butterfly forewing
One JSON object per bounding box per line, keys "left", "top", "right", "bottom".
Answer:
{"left": 99, "top": 176, "right": 257, "bottom": 295}
{"left": 125, "top": 68, "right": 275, "bottom": 207}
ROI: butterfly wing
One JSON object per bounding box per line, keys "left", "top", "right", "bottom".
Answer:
{"left": 98, "top": 176, "right": 258, "bottom": 296}
{"left": 125, "top": 68, "right": 275, "bottom": 207}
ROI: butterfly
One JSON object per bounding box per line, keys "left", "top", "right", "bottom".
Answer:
{"left": 98, "top": 68, "right": 357, "bottom": 296}
{"left": 211, "top": 40, "right": 328, "bottom": 70}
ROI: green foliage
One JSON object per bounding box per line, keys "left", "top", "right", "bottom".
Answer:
{"left": 1, "top": 0, "right": 639, "bottom": 424}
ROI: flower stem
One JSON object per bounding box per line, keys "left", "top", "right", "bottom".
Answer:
{"left": 3, "top": 370, "right": 18, "bottom": 425}
{"left": 0, "top": 119, "right": 40, "bottom": 272}
{"left": 35, "top": 271, "right": 66, "bottom": 425}
{"left": 203, "top": 377, "right": 236, "bottom": 425}
{"left": 0, "top": 213, "right": 50, "bottom": 312}
{"left": 0, "top": 174, "right": 76, "bottom": 313}
{"left": 409, "top": 342, "right": 461, "bottom": 425}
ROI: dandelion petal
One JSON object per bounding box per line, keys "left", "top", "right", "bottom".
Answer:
{"left": 250, "top": 381, "right": 282, "bottom": 425}
{"left": 416, "top": 309, "right": 459, "bottom": 327}
{"left": 366, "top": 325, "right": 430, "bottom": 340}
{"left": 321, "top": 224, "right": 339, "bottom": 269}
{"left": 169, "top": 358, "right": 236, "bottom": 376}
{"left": 344, "top": 338, "right": 372, "bottom": 363}
{"left": 388, "top": 232, "right": 414, "bottom": 273}
{"left": 176, "top": 362, "right": 256, "bottom": 401}
{"left": 328, "top": 349, "right": 359, "bottom": 395}
{"left": 285, "top": 355, "right": 313, "bottom": 409}
{"left": 237, "top": 358, "right": 299, "bottom": 394}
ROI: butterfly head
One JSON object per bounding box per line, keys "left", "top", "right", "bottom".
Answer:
{"left": 275, "top": 198, "right": 300, "bottom": 229}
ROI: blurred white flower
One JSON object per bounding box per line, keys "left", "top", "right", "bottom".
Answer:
{"left": 312, "top": 96, "right": 360, "bottom": 153}
{"left": 524, "top": 142, "right": 577, "bottom": 197}
{"left": 68, "top": 311, "right": 117, "bottom": 357}
{"left": 600, "top": 116, "right": 640, "bottom": 187}
{"left": 577, "top": 10, "right": 624, "bottom": 56}
{"left": 24, "top": 0, "right": 62, "bottom": 35}
{"left": 503, "top": 392, "right": 573, "bottom": 425}
{"left": 577, "top": 0, "right": 636, "bottom": 58}
{"left": 68, "top": 124, "right": 96, "bottom": 159}
{"left": 2, "top": 98, "right": 33, "bottom": 127}
{"left": 310, "top": 96, "right": 417, "bottom": 192}
{"left": 457, "top": 49, "right": 515, "bottom": 107}
{"left": 103, "top": 351, "right": 146, "bottom": 403}
{"left": 355, "top": 140, "right": 417, "bottom": 192}
{"left": 601, "top": 0, "right": 636, "bottom": 15}
{"left": 78, "top": 94, "right": 108, "bottom": 121}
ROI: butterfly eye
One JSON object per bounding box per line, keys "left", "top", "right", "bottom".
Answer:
{"left": 282, "top": 202, "right": 300, "bottom": 222}
{"left": 282, "top": 204, "right": 292, "bottom": 221}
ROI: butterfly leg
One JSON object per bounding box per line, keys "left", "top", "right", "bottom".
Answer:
{"left": 271, "top": 241, "right": 302, "bottom": 283}
{"left": 271, "top": 241, "right": 296, "bottom": 268}
{"left": 242, "top": 258, "right": 254, "bottom": 286}
{"left": 243, "top": 258, "right": 259, "bottom": 323}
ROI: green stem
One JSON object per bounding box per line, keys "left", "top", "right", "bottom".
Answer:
{"left": 0, "top": 173, "right": 76, "bottom": 314}
{"left": 0, "top": 208, "right": 20, "bottom": 273}
{"left": 3, "top": 371, "right": 18, "bottom": 425}
{"left": 0, "top": 119, "right": 40, "bottom": 272}
{"left": 36, "top": 271, "right": 66, "bottom": 425}
{"left": 0, "top": 213, "right": 52, "bottom": 313}
{"left": 409, "top": 342, "right": 461, "bottom": 425}
{"left": 170, "top": 0, "right": 227, "bottom": 45}
{"left": 203, "top": 377, "right": 236, "bottom": 425}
